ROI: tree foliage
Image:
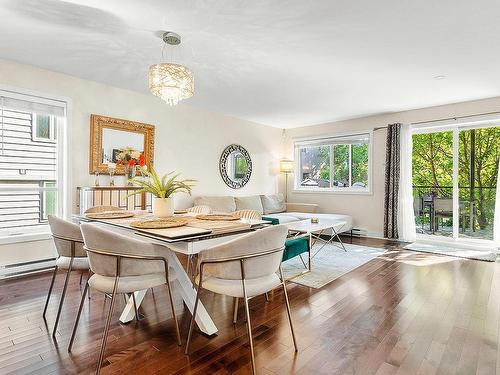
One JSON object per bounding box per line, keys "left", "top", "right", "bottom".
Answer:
{"left": 412, "top": 127, "right": 499, "bottom": 231}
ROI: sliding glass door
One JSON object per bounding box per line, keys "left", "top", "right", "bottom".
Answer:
{"left": 412, "top": 123, "right": 499, "bottom": 242}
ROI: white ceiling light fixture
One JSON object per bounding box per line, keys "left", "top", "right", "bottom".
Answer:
{"left": 149, "top": 32, "right": 194, "bottom": 106}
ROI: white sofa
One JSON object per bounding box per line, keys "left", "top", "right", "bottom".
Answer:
{"left": 193, "top": 194, "right": 353, "bottom": 234}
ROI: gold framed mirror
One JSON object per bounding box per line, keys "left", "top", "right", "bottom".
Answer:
{"left": 89, "top": 114, "right": 155, "bottom": 175}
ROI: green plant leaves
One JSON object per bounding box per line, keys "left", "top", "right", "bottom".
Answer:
{"left": 126, "top": 167, "right": 196, "bottom": 199}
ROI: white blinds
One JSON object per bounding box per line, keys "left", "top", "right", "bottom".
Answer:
{"left": 294, "top": 132, "right": 370, "bottom": 148}
{"left": 0, "top": 90, "right": 66, "bottom": 157}
{"left": 1, "top": 93, "right": 66, "bottom": 117}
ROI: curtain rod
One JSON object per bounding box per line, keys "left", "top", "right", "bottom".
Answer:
{"left": 411, "top": 110, "right": 500, "bottom": 125}
{"left": 373, "top": 110, "right": 500, "bottom": 131}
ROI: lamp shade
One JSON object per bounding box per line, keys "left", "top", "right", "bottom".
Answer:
{"left": 149, "top": 63, "right": 194, "bottom": 106}
{"left": 279, "top": 158, "right": 294, "bottom": 173}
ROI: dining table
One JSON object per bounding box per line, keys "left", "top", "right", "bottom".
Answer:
{"left": 75, "top": 211, "right": 271, "bottom": 336}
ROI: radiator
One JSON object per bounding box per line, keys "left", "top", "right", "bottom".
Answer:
{"left": 0, "top": 258, "right": 56, "bottom": 279}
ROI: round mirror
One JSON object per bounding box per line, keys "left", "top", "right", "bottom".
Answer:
{"left": 219, "top": 144, "right": 252, "bottom": 189}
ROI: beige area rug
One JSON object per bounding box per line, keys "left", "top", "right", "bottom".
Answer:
{"left": 282, "top": 243, "right": 386, "bottom": 289}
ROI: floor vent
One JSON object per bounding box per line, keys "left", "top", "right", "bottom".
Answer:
{"left": 0, "top": 258, "right": 56, "bottom": 280}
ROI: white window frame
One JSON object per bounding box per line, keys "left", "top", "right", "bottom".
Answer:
{"left": 0, "top": 86, "right": 71, "bottom": 245}
{"left": 293, "top": 131, "right": 373, "bottom": 195}
{"left": 32, "top": 113, "right": 56, "bottom": 143}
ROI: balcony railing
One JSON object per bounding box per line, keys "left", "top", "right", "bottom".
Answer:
{"left": 413, "top": 184, "right": 496, "bottom": 240}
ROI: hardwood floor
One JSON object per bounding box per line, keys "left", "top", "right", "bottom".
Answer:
{"left": 0, "top": 237, "right": 498, "bottom": 374}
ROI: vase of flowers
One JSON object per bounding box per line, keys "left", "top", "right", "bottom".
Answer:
{"left": 128, "top": 167, "right": 196, "bottom": 217}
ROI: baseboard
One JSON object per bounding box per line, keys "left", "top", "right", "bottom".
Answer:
{"left": 0, "top": 258, "right": 56, "bottom": 280}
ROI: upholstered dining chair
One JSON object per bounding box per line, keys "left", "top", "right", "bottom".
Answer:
{"left": 45, "top": 215, "right": 89, "bottom": 337}
{"left": 233, "top": 209, "right": 262, "bottom": 220}
{"left": 84, "top": 205, "right": 124, "bottom": 214}
{"left": 69, "top": 223, "right": 181, "bottom": 374}
{"left": 187, "top": 205, "right": 212, "bottom": 214}
{"left": 184, "top": 225, "right": 297, "bottom": 375}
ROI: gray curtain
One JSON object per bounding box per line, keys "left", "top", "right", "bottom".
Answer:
{"left": 384, "top": 123, "right": 401, "bottom": 239}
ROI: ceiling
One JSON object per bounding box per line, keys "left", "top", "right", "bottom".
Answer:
{"left": 1, "top": 0, "right": 500, "bottom": 128}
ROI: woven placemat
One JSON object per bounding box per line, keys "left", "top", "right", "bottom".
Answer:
{"left": 196, "top": 214, "right": 240, "bottom": 221}
{"left": 86, "top": 211, "right": 135, "bottom": 219}
{"left": 130, "top": 218, "right": 188, "bottom": 229}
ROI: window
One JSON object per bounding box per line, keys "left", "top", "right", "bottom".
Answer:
{"left": 294, "top": 132, "right": 371, "bottom": 192}
{"left": 0, "top": 90, "right": 67, "bottom": 241}
{"left": 33, "top": 113, "right": 56, "bottom": 142}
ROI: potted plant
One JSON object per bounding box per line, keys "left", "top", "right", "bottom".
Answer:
{"left": 128, "top": 167, "right": 196, "bottom": 217}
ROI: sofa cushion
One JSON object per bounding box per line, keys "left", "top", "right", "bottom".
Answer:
{"left": 194, "top": 196, "right": 236, "bottom": 213}
{"left": 283, "top": 237, "right": 309, "bottom": 262}
{"left": 260, "top": 194, "right": 286, "bottom": 214}
{"left": 235, "top": 195, "right": 264, "bottom": 214}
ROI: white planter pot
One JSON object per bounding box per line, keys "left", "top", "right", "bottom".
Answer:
{"left": 152, "top": 197, "right": 174, "bottom": 217}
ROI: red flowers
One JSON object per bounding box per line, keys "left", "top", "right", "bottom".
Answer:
{"left": 129, "top": 159, "right": 136, "bottom": 167}
{"left": 138, "top": 154, "right": 145, "bottom": 167}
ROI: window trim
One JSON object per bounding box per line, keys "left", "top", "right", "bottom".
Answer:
{"left": 293, "top": 130, "right": 373, "bottom": 194}
{"left": 32, "top": 113, "right": 56, "bottom": 143}
{"left": 0, "top": 85, "right": 71, "bottom": 244}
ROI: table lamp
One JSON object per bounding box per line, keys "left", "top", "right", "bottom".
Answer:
{"left": 279, "top": 158, "right": 294, "bottom": 202}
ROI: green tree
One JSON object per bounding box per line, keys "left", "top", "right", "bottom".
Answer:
{"left": 333, "top": 144, "right": 348, "bottom": 184}
{"left": 412, "top": 127, "right": 499, "bottom": 233}
{"left": 412, "top": 131, "right": 453, "bottom": 197}
{"left": 458, "top": 127, "right": 499, "bottom": 229}
{"left": 352, "top": 143, "right": 369, "bottom": 185}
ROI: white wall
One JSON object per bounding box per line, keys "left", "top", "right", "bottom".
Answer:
{"left": 284, "top": 96, "right": 500, "bottom": 237}
{"left": 0, "top": 58, "right": 283, "bottom": 266}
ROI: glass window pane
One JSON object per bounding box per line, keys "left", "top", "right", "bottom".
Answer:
{"left": 412, "top": 131, "right": 453, "bottom": 237}
{"left": 299, "top": 145, "right": 330, "bottom": 188}
{"left": 351, "top": 143, "right": 369, "bottom": 188}
{"left": 0, "top": 182, "right": 55, "bottom": 236}
{"left": 333, "top": 144, "right": 349, "bottom": 187}
{"left": 36, "top": 114, "right": 51, "bottom": 139}
{"left": 458, "top": 126, "right": 499, "bottom": 240}
{"left": 42, "top": 182, "right": 57, "bottom": 220}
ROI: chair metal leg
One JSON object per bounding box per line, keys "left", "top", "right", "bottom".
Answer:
{"left": 279, "top": 266, "right": 298, "bottom": 352}
{"left": 184, "top": 283, "right": 202, "bottom": 354}
{"left": 165, "top": 279, "right": 182, "bottom": 346}
{"left": 233, "top": 297, "right": 239, "bottom": 323}
{"left": 43, "top": 266, "right": 58, "bottom": 319}
{"left": 53, "top": 259, "right": 73, "bottom": 338}
{"left": 131, "top": 292, "right": 140, "bottom": 321}
{"left": 87, "top": 270, "right": 92, "bottom": 300}
{"left": 242, "top": 278, "right": 256, "bottom": 375}
{"left": 68, "top": 281, "right": 89, "bottom": 352}
{"left": 96, "top": 276, "right": 119, "bottom": 375}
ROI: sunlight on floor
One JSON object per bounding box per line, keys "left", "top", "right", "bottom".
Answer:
{"left": 379, "top": 250, "right": 459, "bottom": 266}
